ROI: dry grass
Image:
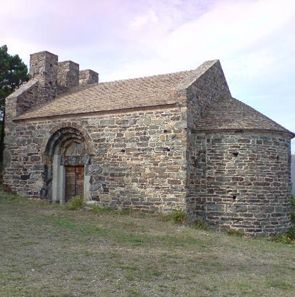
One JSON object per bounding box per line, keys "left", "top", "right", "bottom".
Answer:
{"left": 1, "top": 189, "right": 295, "bottom": 297}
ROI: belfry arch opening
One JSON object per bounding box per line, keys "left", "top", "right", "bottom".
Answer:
{"left": 43, "top": 127, "right": 92, "bottom": 203}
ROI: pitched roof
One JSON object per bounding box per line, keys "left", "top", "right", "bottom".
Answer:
{"left": 14, "top": 60, "right": 293, "bottom": 137}
{"left": 194, "top": 97, "right": 294, "bottom": 136}
{"left": 16, "top": 60, "right": 218, "bottom": 120}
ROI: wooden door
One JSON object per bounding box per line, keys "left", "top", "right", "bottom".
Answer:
{"left": 65, "top": 166, "right": 84, "bottom": 202}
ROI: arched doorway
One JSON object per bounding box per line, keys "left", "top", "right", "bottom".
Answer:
{"left": 43, "top": 127, "right": 92, "bottom": 203}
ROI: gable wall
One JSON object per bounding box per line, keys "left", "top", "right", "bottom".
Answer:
{"left": 186, "top": 60, "right": 231, "bottom": 130}
{"left": 4, "top": 106, "right": 188, "bottom": 212}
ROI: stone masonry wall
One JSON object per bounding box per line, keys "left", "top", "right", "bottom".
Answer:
{"left": 186, "top": 60, "right": 231, "bottom": 130}
{"left": 3, "top": 80, "right": 39, "bottom": 176}
{"left": 4, "top": 106, "right": 188, "bottom": 212}
{"left": 187, "top": 131, "right": 292, "bottom": 235}
{"left": 29, "top": 51, "right": 58, "bottom": 105}
{"left": 4, "top": 51, "right": 292, "bottom": 235}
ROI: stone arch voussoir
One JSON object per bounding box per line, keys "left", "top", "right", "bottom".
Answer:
{"left": 43, "top": 123, "right": 94, "bottom": 162}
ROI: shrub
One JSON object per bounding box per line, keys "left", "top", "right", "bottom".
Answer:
{"left": 271, "top": 226, "right": 295, "bottom": 244}
{"left": 226, "top": 228, "right": 244, "bottom": 237}
{"left": 193, "top": 218, "right": 209, "bottom": 230}
{"left": 286, "top": 226, "right": 295, "bottom": 240}
{"left": 272, "top": 234, "right": 292, "bottom": 244}
{"left": 170, "top": 209, "right": 187, "bottom": 224}
{"left": 90, "top": 204, "right": 113, "bottom": 215}
{"left": 66, "top": 196, "right": 85, "bottom": 210}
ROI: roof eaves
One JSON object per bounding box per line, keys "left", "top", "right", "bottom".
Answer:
{"left": 192, "top": 127, "right": 295, "bottom": 138}
{"left": 14, "top": 102, "right": 181, "bottom": 121}
{"left": 231, "top": 97, "right": 295, "bottom": 137}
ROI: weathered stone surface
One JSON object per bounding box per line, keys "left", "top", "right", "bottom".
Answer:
{"left": 187, "top": 131, "right": 292, "bottom": 235}
{"left": 79, "top": 69, "right": 99, "bottom": 86}
{"left": 4, "top": 109, "right": 187, "bottom": 211}
{"left": 57, "top": 61, "right": 79, "bottom": 93}
{"left": 3, "top": 50, "right": 294, "bottom": 236}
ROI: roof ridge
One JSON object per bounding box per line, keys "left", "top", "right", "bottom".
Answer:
{"left": 53, "top": 66, "right": 201, "bottom": 100}
{"left": 177, "top": 59, "right": 220, "bottom": 90}
{"left": 45, "top": 59, "right": 220, "bottom": 100}
{"left": 98, "top": 68, "right": 197, "bottom": 85}
{"left": 98, "top": 59, "right": 219, "bottom": 86}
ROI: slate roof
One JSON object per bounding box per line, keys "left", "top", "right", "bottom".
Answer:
{"left": 15, "top": 60, "right": 293, "bottom": 136}
{"left": 17, "top": 60, "right": 217, "bottom": 120}
{"left": 195, "top": 97, "right": 294, "bottom": 135}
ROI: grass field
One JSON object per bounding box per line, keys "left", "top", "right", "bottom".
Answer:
{"left": 1, "top": 189, "right": 295, "bottom": 297}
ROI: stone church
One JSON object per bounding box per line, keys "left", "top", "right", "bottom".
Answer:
{"left": 3, "top": 51, "right": 294, "bottom": 235}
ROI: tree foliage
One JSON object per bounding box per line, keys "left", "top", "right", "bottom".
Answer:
{"left": 0, "top": 45, "right": 29, "bottom": 161}
{"left": 0, "top": 45, "right": 29, "bottom": 114}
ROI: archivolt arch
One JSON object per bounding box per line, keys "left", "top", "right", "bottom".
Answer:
{"left": 42, "top": 126, "right": 92, "bottom": 202}
{"left": 44, "top": 126, "right": 94, "bottom": 160}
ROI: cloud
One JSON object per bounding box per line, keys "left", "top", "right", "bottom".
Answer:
{"left": 1, "top": 0, "right": 295, "bottom": 149}
{"left": 105, "top": 0, "right": 295, "bottom": 150}
{"left": 113, "top": 0, "right": 295, "bottom": 77}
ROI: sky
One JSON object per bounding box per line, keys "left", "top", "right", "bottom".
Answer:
{"left": 1, "top": 0, "right": 295, "bottom": 150}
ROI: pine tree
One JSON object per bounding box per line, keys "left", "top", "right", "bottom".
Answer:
{"left": 0, "top": 45, "right": 29, "bottom": 161}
